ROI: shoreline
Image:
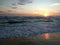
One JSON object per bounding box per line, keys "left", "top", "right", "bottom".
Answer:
{"left": 0, "top": 32, "right": 60, "bottom": 45}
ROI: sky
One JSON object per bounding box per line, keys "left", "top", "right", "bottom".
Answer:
{"left": 0, "top": 0, "right": 60, "bottom": 16}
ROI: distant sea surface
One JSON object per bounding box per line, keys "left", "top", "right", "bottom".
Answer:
{"left": 0, "top": 16, "right": 60, "bottom": 38}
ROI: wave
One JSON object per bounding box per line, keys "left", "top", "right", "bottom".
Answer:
{"left": 0, "top": 16, "right": 55, "bottom": 24}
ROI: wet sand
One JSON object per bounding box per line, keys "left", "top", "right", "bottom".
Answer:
{"left": 0, "top": 32, "right": 60, "bottom": 45}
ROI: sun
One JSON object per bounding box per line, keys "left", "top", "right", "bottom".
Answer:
{"left": 43, "top": 12, "right": 49, "bottom": 17}
{"left": 44, "top": 13, "right": 48, "bottom": 17}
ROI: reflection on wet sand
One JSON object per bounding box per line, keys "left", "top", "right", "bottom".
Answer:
{"left": 31, "top": 32, "right": 60, "bottom": 41}
{"left": 43, "top": 33, "right": 50, "bottom": 40}
{"left": 42, "top": 32, "right": 60, "bottom": 41}
{"left": 30, "top": 32, "right": 60, "bottom": 45}
{"left": 0, "top": 32, "right": 60, "bottom": 45}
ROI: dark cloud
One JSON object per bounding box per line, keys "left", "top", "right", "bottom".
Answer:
{"left": 8, "top": 10, "right": 12, "bottom": 12}
{"left": 0, "top": 11, "right": 4, "bottom": 13}
{"left": 11, "top": 3, "right": 17, "bottom": 8}
{"left": 12, "top": 3, "right": 16, "bottom": 6}
{"left": 18, "top": 0, "right": 33, "bottom": 5}
{"left": 7, "top": 0, "right": 33, "bottom": 10}
{"left": 0, "top": 11, "right": 5, "bottom": 14}
{"left": 12, "top": 7, "right": 17, "bottom": 9}
{"left": 10, "top": 3, "right": 17, "bottom": 9}
{"left": 18, "top": 3, "right": 25, "bottom": 5}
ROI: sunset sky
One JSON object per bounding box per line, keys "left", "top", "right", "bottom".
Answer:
{"left": 0, "top": 0, "right": 60, "bottom": 16}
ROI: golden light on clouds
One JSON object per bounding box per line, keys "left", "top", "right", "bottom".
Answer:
{"left": 0, "top": 0, "right": 60, "bottom": 16}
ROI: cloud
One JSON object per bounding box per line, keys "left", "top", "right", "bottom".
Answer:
{"left": 18, "top": 3, "right": 25, "bottom": 5}
{"left": 18, "top": 0, "right": 33, "bottom": 5}
{"left": 50, "top": 3, "right": 60, "bottom": 6}
{"left": 12, "top": 7, "right": 17, "bottom": 9}
{"left": 12, "top": 3, "right": 16, "bottom": 6}
{"left": 50, "top": 3, "right": 60, "bottom": 10}
{"left": 10, "top": 3, "right": 17, "bottom": 9}
{"left": 8, "top": 10, "right": 12, "bottom": 12}
{"left": 0, "top": 11, "right": 3, "bottom": 13}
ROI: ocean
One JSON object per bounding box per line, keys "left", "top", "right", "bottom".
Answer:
{"left": 0, "top": 16, "right": 60, "bottom": 38}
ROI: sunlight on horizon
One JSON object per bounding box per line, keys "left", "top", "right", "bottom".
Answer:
{"left": 0, "top": 0, "right": 60, "bottom": 16}
{"left": 44, "top": 12, "right": 49, "bottom": 17}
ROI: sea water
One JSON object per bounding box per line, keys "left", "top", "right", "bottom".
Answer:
{"left": 0, "top": 16, "right": 60, "bottom": 38}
